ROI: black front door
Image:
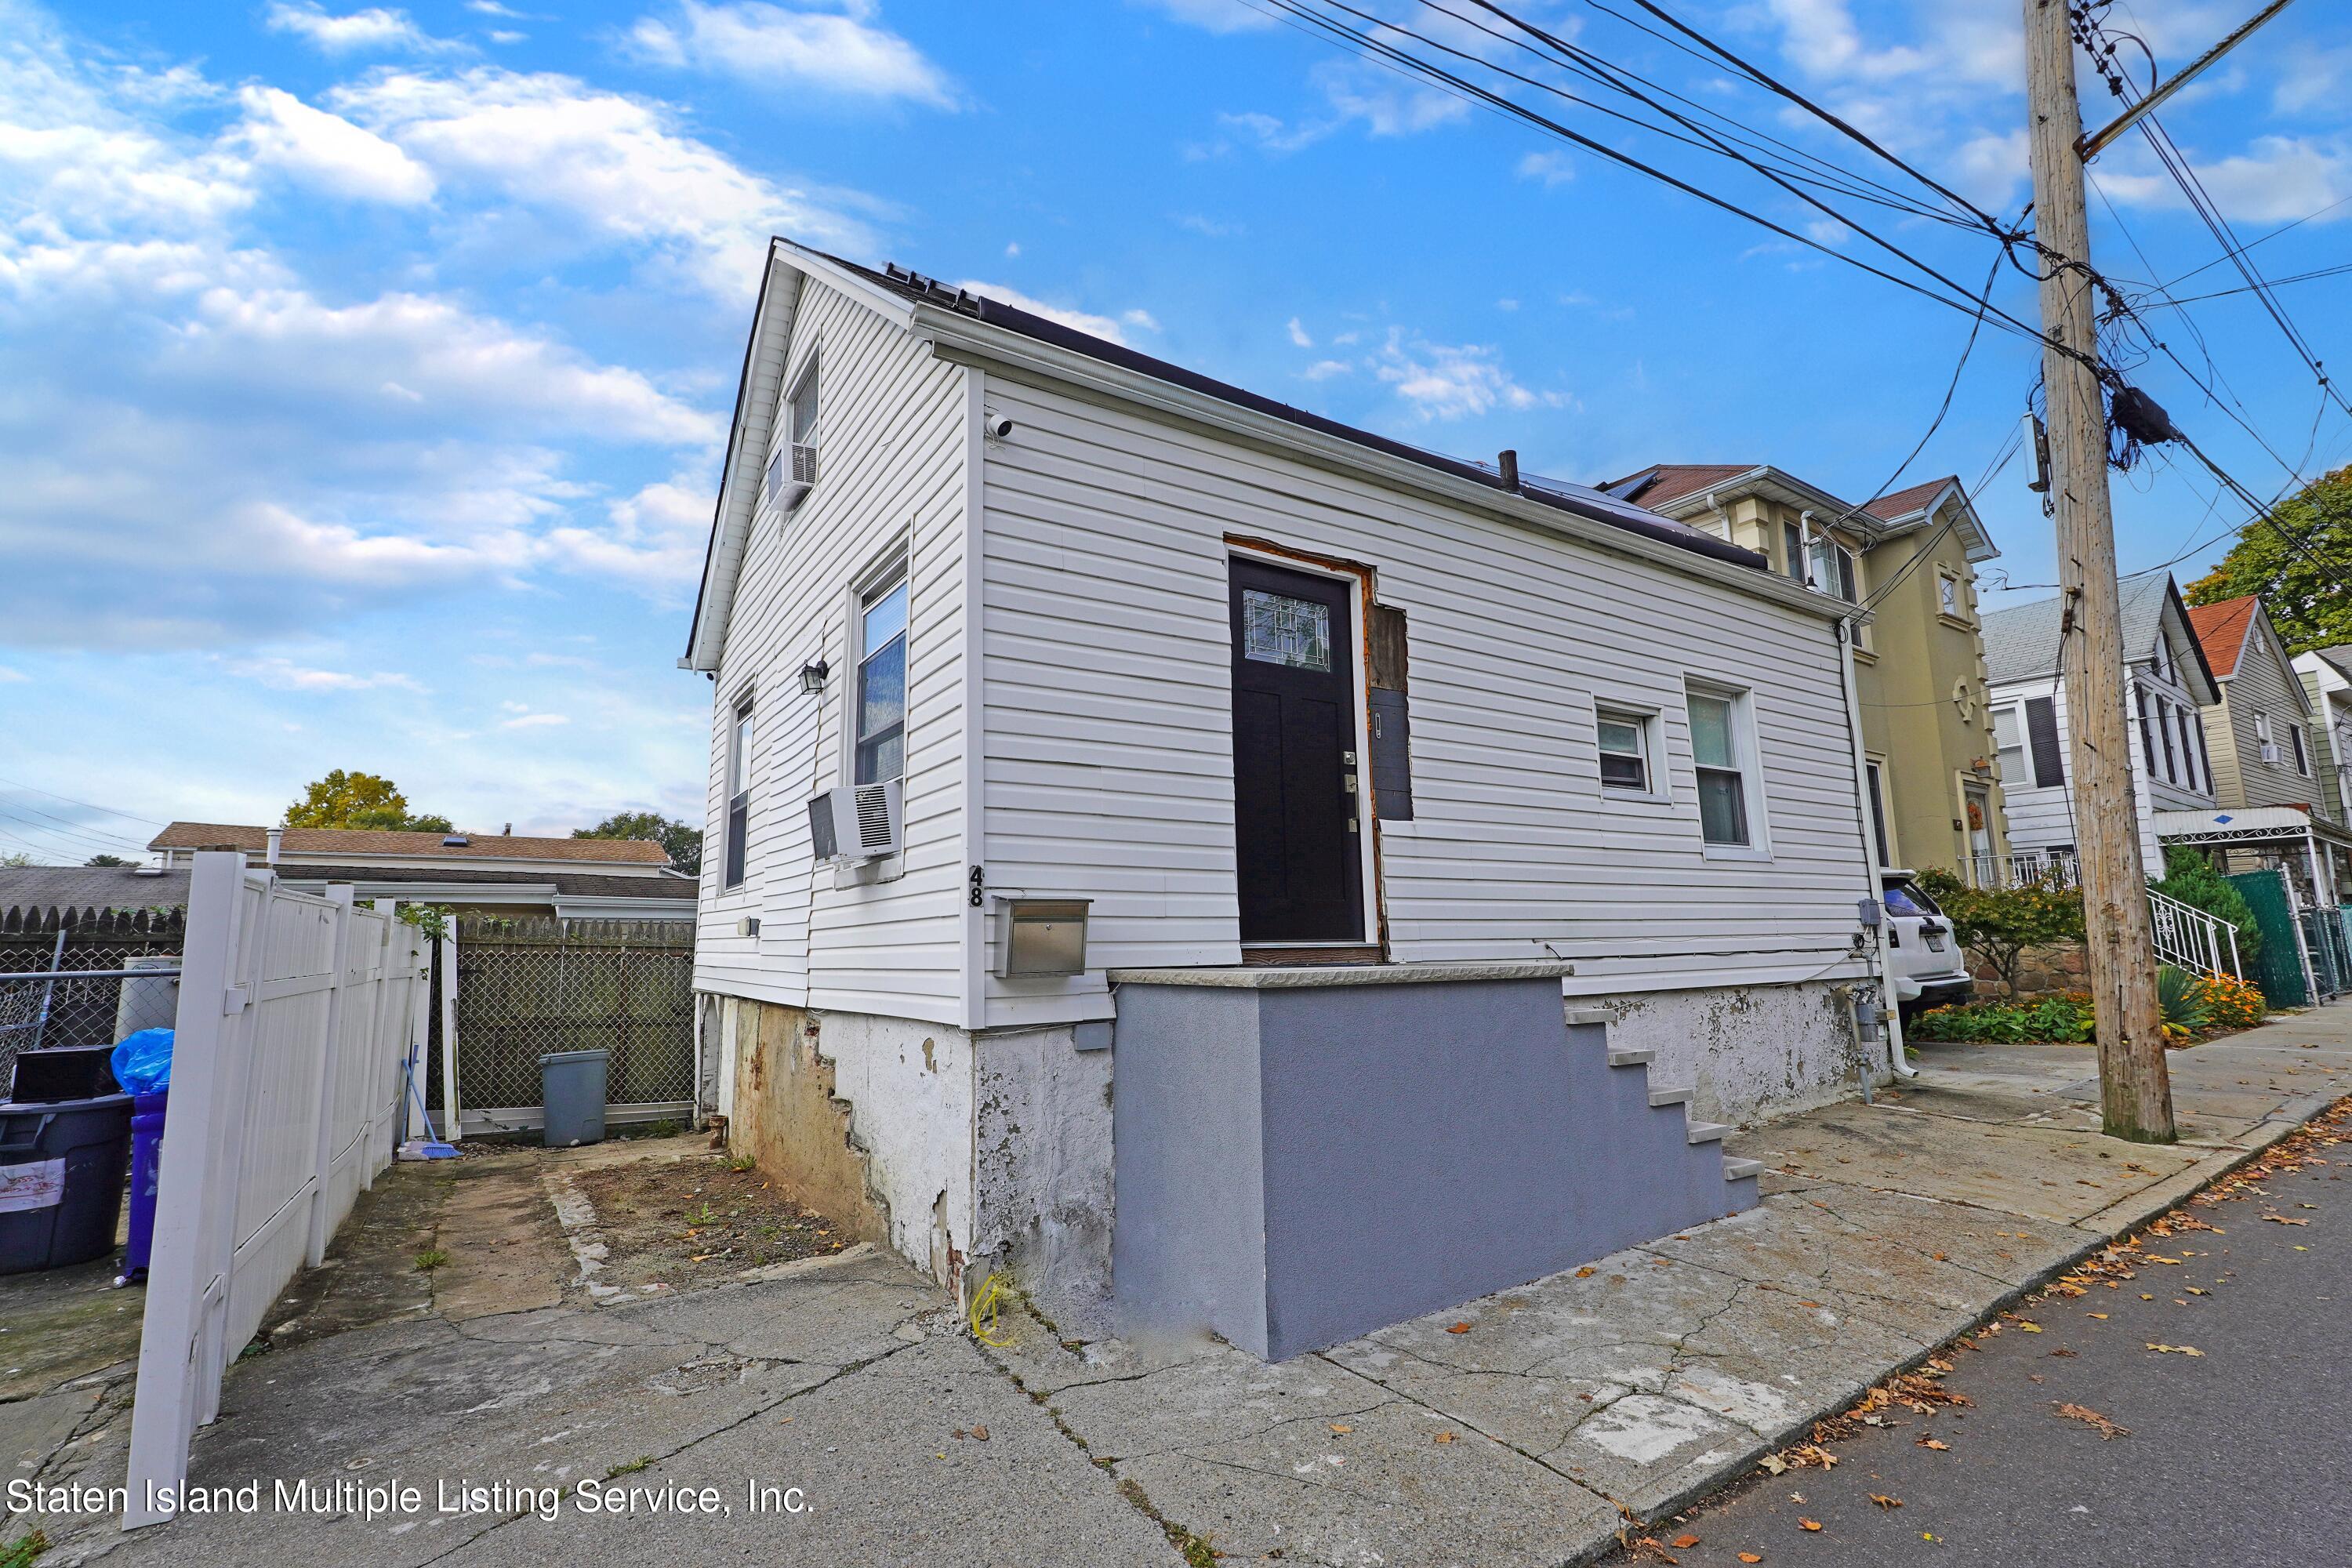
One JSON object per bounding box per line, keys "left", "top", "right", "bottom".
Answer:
{"left": 1229, "top": 559, "right": 1364, "bottom": 944}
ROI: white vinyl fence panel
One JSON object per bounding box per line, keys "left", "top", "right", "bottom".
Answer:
{"left": 123, "top": 854, "right": 427, "bottom": 1529}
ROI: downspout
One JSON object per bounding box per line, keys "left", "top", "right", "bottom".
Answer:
{"left": 1820, "top": 529, "right": 1914, "bottom": 1081}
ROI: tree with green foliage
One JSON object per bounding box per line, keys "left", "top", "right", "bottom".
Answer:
{"left": 84, "top": 853, "right": 132, "bottom": 866}
{"left": 0, "top": 851, "right": 31, "bottom": 868}
{"left": 2151, "top": 845, "right": 2263, "bottom": 964}
{"left": 284, "top": 770, "right": 454, "bottom": 833}
{"left": 2184, "top": 464, "right": 2352, "bottom": 655}
{"left": 1916, "top": 868, "right": 2087, "bottom": 999}
{"left": 575, "top": 811, "right": 701, "bottom": 876}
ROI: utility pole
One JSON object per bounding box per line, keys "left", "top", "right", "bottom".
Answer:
{"left": 2021, "top": 0, "right": 2174, "bottom": 1142}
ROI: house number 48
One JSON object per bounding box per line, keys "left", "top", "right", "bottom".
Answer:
{"left": 969, "top": 866, "right": 985, "bottom": 908}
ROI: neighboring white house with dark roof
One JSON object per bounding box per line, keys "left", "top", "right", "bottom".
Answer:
{"left": 1977, "top": 571, "right": 2219, "bottom": 880}
{"left": 677, "top": 237, "right": 1896, "bottom": 1356}
{"left": 144, "top": 823, "right": 695, "bottom": 920}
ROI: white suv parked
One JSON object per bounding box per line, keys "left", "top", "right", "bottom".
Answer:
{"left": 1882, "top": 869, "right": 1975, "bottom": 1020}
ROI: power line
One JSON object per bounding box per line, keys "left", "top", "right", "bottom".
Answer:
{"left": 1560, "top": 0, "right": 2018, "bottom": 240}
{"left": 1246, "top": 0, "right": 2081, "bottom": 360}
{"left": 0, "top": 777, "right": 167, "bottom": 829}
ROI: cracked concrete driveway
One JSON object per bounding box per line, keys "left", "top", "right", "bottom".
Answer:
{"left": 7, "top": 1005, "right": 2350, "bottom": 1568}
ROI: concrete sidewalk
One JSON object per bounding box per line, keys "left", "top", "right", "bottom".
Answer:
{"left": 5, "top": 1003, "right": 2347, "bottom": 1568}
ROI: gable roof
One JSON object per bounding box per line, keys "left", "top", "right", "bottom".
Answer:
{"left": 147, "top": 823, "right": 672, "bottom": 866}
{"left": 1605, "top": 464, "right": 1996, "bottom": 560}
{"left": 1862, "top": 475, "right": 1959, "bottom": 522}
{"left": 1980, "top": 571, "right": 2218, "bottom": 699}
{"left": 684, "top": 239, "right": 1798, "bottom": 672}
{"left": 0, "top": 863, "right": 191, "bottom": 914}
{"left": 2185, "top": 595, "right": 2258, "bottom": 678}
{"left": 1606, "top": 464, "right": 1757, "bottom": 512}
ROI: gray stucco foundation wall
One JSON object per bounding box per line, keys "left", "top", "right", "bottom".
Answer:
{"left": 1589, "top": 978, "right": 1866, "bottom": 1125}
{"left": 1109, "top": 985, "right": 1269, "bottom": 1352}
{"left": 1112, "top": 976, "right": 1748, "bottom": 1361}
{"left": 973, "top": 1025, "right": 1118, "bottom": 1335}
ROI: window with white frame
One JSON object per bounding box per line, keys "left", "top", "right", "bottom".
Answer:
{"left": 2292, "top": 723, "right": 2310, "bottom": 775}
{"left": 1938, "top": 572, "right": 1961, "bottom": 619}
{"left": 724, "top": 695, "right": 753, "bottom": 890}
{"left": 1686, "top": 686, "right": 1756, "bottom": 847}
{"left": 787, "top": 355, "right": 820, "bottom": 452}
{"left": 2151, "top": 634, "right": 2172, "bottom": 683}
{"left": 1865, "top": 760, "right": 1892, "bottom": 866}
{"left": 1992, "top": 703, "right": 2028, "bottom": 788}
{"left": 1595, "top": 708, "right": 1653, "bottom": 793}
{"left": 1781, "top": 520, "right": 1806, "bottom": 583}
{"left": 1808, "top": 536, "right": 1859, "bottom": 602}
{"left": 855, "top": 572, "right": 909, "bottom": 785}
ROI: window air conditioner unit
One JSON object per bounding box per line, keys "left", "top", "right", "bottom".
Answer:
{"left": 2259, "top": 742, "right": 2282, "bottom": 764}
{"left": 808, "top": 780, "right": 901, "bottom": 862}
{"left": 768, "top": 442, "right": 817, "bottom": 511}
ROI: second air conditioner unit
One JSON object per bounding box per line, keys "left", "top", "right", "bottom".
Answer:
{"left": 808, "top": 780, "right": 901, "bottom": 862}
{"left": 2259, "top": 742, "right": 2282, "bottom": 764}
{"left": 768, "top": 441, "right": 818, "bottom": 511}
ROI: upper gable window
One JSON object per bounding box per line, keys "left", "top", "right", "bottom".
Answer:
{"left": 788, "top": 355, "right": 821, "bottom": 451}
{"left": 2151, "top": 634, "right": 2173, "bottom": 683}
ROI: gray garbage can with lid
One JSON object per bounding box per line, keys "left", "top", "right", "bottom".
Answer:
{"left": 539, "top": 1049, "right": 608, "bottom": 1147}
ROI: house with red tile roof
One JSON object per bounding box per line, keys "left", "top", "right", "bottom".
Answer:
{"left": 2178, "top": 595, "right": 2347, "bottom": 909}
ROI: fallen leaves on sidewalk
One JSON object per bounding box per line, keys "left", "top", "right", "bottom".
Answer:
{"left": 1446, "top": 1322, "right": 1472, "bottom": 1334}
{"left": 1671, "top": 1534, "right": 1700, "bottom": 1548}
{"left": 2145, "top": 1343, "right": 2205, "bottom": 1356}
{"left": 2260, "top": 1214, "right": 2310, "bottom": 1225}
{"left": 1870, "top": 1493, "right": 1904, "bottom": 1509}
{"left": 1432, "top": 1431, "right": 1456, "bottom": 1444}
{"left": 2053, "top": 1403, "right": 2129, "bottom": 1438}
{"left": 1918, "top": 1437, "right": 1951, "bottom": 1450}
{"left": 1737, "top": 1555, "right": 1763, "bottom": 1563}
{"left": 1798, "top": 1518, "right": 1823, "bottom": 1531}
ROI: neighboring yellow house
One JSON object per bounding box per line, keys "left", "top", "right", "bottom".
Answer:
{"left": 1607, "top": 466, "right": 2009, "bottom": 878}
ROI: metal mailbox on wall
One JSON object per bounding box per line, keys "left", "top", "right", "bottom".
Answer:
{"left": 994, "top": 898, "right": 1091, "bottom": 978}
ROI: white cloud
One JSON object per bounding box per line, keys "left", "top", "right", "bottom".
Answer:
{"left": 1374, "top": 328, "right": 1567, "bottom": 421}
{"left": 1517, "top": 150, "right": 1575, "bottom": 187}
{"left": 0, "top": 667, "right": 27, "bottom": 683}
{"left": 1761, "top": 0, "right": 1930, "bottom": 82}
{"left": 232, "top": 86, "right": 435, "bottom": 204}
{"left": 228, "top": 655, "right": 426, "bottom": 691}
{"left": 1301, "top": 359, "right": 1352, "bottom": 380}
{"left": 263, "top": 2, "right": 453, "bottom": 56}
{"left": 333, "top": 67, "right": 881, "bottom": 297}
{"left": 956, "top": 280, "right": 1155, "bottom": 346}
{"left": 626, "top": 1, "right": 954, "bottom": 107}
{"left": 501, "top": 710, "right": 570, "bottom": 728}
{"left": 1212, "top": 60, "right": 1466, "bottom": 156}
{"left": 541, "top": 472, "right": 712, "bottom": 593}
{"left": 1287, "top": 316, "right": 1312, "bottom": 347}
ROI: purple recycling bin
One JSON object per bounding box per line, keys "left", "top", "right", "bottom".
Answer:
{"left": 118, "top": 1091, "right": 166, "bottom": 1287}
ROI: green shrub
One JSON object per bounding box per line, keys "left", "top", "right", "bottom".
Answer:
{"left": 2156, "top": 964, "right": 2209, "bottom": 1038}
{"left": 1915, "top": 869, "right": 2086, "bottom": 997}
{"left": 2152, "top": 847, "right": 2263, "bottom": 962}
{"left": 1907, "top": 993, "right": 2094, "bottom": 1044}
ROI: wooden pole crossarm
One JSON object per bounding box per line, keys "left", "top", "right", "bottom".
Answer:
{"left": 2078, "top": 0, "right": 2298, "bottom": 161}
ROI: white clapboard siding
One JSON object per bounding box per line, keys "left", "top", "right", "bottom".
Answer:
{"left": 978, "top": 372, "right": 1874, "bottom": 1025}
{"left": 693, "top": 278, "right": 968, "bottom": 1024}
{"left": 1988, "top": 673, "right": 2176, "bottom": 867}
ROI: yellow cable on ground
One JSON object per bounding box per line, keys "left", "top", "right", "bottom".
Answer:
{"left": 967, "top": 1271, "right": 1014, "bottom": 1348}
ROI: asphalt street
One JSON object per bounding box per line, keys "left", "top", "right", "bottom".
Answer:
{"left": 1614, "top": 1137, "right": 2349, "bottom": 1568}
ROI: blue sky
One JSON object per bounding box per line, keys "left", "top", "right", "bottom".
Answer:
{"left": 3, "top": 0, "right": 2347, "bottom": 862}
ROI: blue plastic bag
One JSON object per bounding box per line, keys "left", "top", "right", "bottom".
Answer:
{"left": 111, "top": 1028, "right": 174, "bottom": 1095}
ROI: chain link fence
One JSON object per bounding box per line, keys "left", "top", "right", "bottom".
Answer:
{"left": 1, "top": 908, "right": 184, "bottom": 1095}
{"left": 447, "top": 916, "right": 696, "bottom": 1132}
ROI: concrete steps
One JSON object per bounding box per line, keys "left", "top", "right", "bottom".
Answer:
{"left": 1569, "top": 1007, "right": 1759, "bottom": 1210}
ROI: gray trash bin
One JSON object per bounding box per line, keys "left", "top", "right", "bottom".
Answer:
{"left": 539, "top": 1049, "right": 609, "bottom": 1148}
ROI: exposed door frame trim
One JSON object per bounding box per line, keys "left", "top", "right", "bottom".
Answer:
{"left": 1224, "top": 535, "right": 1384, "bottom": 953}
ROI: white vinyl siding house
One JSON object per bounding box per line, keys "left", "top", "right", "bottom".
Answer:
{"left": 1980, "top": 572, "right": 2217, "bottom": 877}
{"left": 692, "top": 270, "right": 971, "bottom": 1025}
{"left": 681, "top": 240, "right": 1885, "bottom": 1328}
{"left": 974, "top": 370, "right": 1870, "bottom": 1025}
